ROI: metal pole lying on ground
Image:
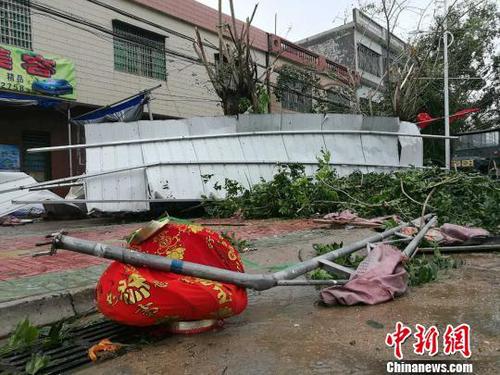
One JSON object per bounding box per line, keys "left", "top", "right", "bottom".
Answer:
{"left": 418, "top": 244, "right": 500, "bottom": 254}
{"left": 402, "top": 216, "right": 438, "bottom": 259}
{"left": 273, "top": 214, "right": 433, "bottom": 281}
{"left": 50, "top": 214, "right": 433, "bottom": 291}
{"left": 276, "top": 279, "right": 347, "bottom": 286}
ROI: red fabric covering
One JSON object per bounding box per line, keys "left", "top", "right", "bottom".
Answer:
{"left": 96, "top": 222, "right": 247, "bottom": 326}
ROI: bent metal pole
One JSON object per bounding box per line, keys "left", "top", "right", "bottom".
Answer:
{"left": 272, "top": 214, "right": 434, "bottom": 280}
{"left": 402, "top": 215, "right": 438, "bottom": 259}
{"left": 51, "top": 214, "right": 433, "bottom": 291}
{"left": 27, "top": 130, "right": 459, "bottom": 154}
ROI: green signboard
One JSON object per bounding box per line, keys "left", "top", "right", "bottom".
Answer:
{"left": 0, "top": 43, "right": 76, "bottom": 100}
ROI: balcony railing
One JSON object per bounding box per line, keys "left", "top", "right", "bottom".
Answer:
{"left": 279, "top": 39, "right": 319, "bottom": 65}
{"left": 269, "top": 35, "right": 352, "bottom": 83}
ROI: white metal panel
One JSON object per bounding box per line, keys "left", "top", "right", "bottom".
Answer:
{"left": 237, "top": 114, "right": 282, "bottom": 132}
{"left": 362, "top": 116, "right": 399, "bottom": 132}
{"left": 322, "top": 133, "right": 367, "bottom": 173}
{"left": 360, "top": 134, "right": 399, "bottom": 166}
{"left": 138, "top": 119, "right": 205, "bottom": 199}
{"left": 281, "top": 113, "right": 324, "bottom": 131}
{"left": 0, "top": 172, "right": 73, "bottom": 217}
{"left": 84, "top": 122, "right": 148, "bottom": 212}
{"left": 399, "top": 122, "right": 423, "bottom": 167}
{"left": 323, "top": 114, "right": 364, "bottom": 130}
{"left": 238, "top": 134, "right": 289, "bottom": 185}
{"left": 81, "top": 115, "right": 421, "bottom": 210}
{"left": 195, "top": 137, "right": 251, "bottom": 197}
{"left": 189, "top": 116, "right": 237, "bottom": 135}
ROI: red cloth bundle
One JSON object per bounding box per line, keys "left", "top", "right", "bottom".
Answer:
{"left": 96, "top": 222, "right": 248, "bottom": 326}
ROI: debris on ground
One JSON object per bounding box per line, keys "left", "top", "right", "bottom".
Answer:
{"left": 313, "top": 210, "right": 398, "bottom": 228}
{"left": 418, "top": 244, "right": 500, "bottom": 254}
{"left": 95, "top": 218, "right": 248, "bottom": 327}
{"left": 0, "top": 215, "right": 33, "bottom": 226}
{"left": 202, "top": 163, "right": 499, "bottom": 232}
{"left": 320, "top": 244, "right": 408, "bottom": 306}
{"left": 88, "top": 339, "right": 122, "bottom": 362}
{"left": 436, "top": 223, "right": 490, "bottom": 244}
{"left": 401, "top": 222, "right": 491, "bottom": 245}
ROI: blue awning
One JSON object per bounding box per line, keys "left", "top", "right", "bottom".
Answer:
{"left": 0, "top": 90, "right": 64, "bottom": 108}
{"left": 71, "top": 93, "right": 147, "bottom": 125}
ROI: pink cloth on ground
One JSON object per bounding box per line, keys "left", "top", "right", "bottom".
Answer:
{"left": 320, "top": 244, "right": 408, "bottom": 306}
{"left": 321, "top": 210, "right": 398, "bottom": 228}
{"left": 439, "top": 224, "right": 490, "bottom": 244}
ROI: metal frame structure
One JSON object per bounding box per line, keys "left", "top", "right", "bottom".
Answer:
{"left": 27, "top": 129, "right": 458, "bottom": 154}
{"left": 49, "top": 214, "right": 434, "bottom": 291}
{"left": 3, "top": 160, "right": 442, "bottom": 196}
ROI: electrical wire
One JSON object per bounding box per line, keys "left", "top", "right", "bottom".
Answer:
{"left": 28, "top": 0, "right": 350, "bottom": 109}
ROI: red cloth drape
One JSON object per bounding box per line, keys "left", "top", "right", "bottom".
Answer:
{"left": 96, "top": 222, "right": 247, "bottom": 326}
{"left": 416, "top": 108, "right": 480, "bottom": 129}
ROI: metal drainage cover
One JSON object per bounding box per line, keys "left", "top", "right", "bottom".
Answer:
{"left": 0, "top": 319, "right": 146, "bottom": 374}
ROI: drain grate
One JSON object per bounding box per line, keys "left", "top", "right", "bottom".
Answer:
{"left": 0, "top": 319, "right": 149, "bottom": 374}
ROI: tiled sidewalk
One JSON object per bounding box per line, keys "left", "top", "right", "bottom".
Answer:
{"left": 0, "top": 218, "right": 320, "bottom": 304}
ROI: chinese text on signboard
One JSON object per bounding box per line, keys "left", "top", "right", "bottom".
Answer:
{"left": 0, "top": 43, "right": 76, "bottom": 100}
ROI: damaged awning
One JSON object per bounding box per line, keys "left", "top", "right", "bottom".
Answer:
{"left": 0, "top": 90, "right": 67, "bottom": 108}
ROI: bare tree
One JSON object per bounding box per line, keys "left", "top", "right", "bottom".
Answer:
{"left": 193, "top": 1, "right": 266, "bottom": 115}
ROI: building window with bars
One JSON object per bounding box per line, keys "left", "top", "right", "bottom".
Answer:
{"left": 281, "top": 81, "right": 313, "bottom": 113}
{"left": 0, "top": 0, "right": 32, "bottom": 49}
{"left": 112, "top": 20, "right": 167, "bottom": 80}
{"left": 357, "top": 44, "right": 381, "bottom": 77}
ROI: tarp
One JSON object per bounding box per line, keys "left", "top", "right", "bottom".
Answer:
{"left": 0, "top": 90, "right": 62, "bottom": 108}
{"left": 0, "top": 172, "right": 83, "bottom": 218}
{"left": 320, "top": 244, "right": 408, "bottom": 306}
{"left": 0, "top": 43, "right": 76, "bottom": 100}
{"left": 71, "top": 94, "right": 147, "bottom": 125}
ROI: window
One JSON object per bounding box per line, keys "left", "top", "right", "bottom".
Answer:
{"left": 113, "top": 20, "right": 166, "bottom": 80}
{"left": 357, "top": 44, "right": 380, "bottom": 77}
{"left": 281, "top": 81, "right": 312, "bottom": 113}
{"left": 0, "top": 0, "right": 32, "bottom": 49}
{"left": 327, "top": 90, "right": 350, "bottom": 108}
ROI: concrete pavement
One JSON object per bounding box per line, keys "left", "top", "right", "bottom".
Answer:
{"left": 0, "top": 217, "right": 322, "bottom": 337}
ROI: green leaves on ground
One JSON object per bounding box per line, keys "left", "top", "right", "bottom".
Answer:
{"left": 406, "top": 250, "right": 464, "bottom": 286}
{"left": 0, "top": 318, "right": 72, "bottom": 373}
{"left": 202, "top": 152, "right": 499, "bottom": 232}
{"left": 1, "top": 319, "right": 40, "bottom": 355}
{"left": 220, "top": 231, "right": 254, "bottom": 253}
{"left": 309, "top": 242, "right": 364, "bottom": 281}
{"left": 25, "top": 353, "right": 50, "bottom": 375}
{"left": 309, "top": 241, "right": 463, "bottom": 287}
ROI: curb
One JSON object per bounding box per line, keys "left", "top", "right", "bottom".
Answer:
{"left": 0, "top": 286, "right": 96, "bottom": 338}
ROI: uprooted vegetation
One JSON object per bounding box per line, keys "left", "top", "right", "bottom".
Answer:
{"left": 201, "top": 151, "right": 500, "bottom": 232}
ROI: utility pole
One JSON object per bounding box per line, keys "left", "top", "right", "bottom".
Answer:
{"left": 443, "top": 0, "right": 450, "bottom": 169}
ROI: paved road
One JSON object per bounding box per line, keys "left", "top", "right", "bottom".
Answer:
{"left": 74, "top": 229, "right": 500, "bottom": 375}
